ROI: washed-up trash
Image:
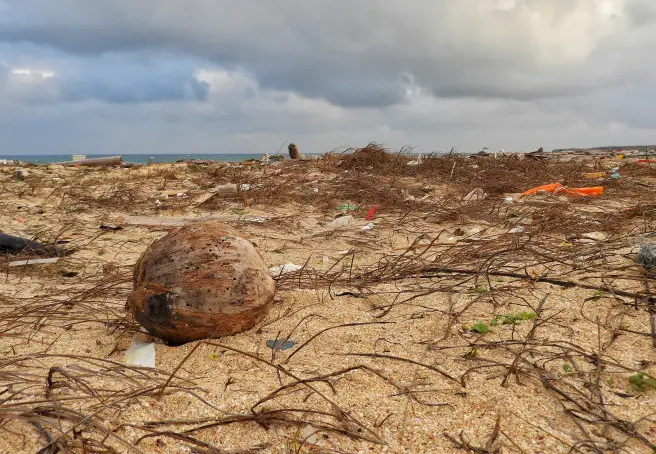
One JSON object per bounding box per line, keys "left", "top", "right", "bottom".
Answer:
{"left": 584, "top": 172, "right": 605, "bottom": 179}
{"left": 100, "top": 224, "right": 122, "bottom": 231}
{"left": 509, "top": 226, "right": 524, "bottom": 233}
{"left": 503, "top": 197, "right": 515, "bottom": 204}
{"left": 335, "top": 291, "right": 364, "bottom": 298}
{"left": 520, "top": 183, "right": 563, "bottom": 198}
{"left": 565, "top": 186, "right": 603, "bottom": 197}
{"left": 361, "top": 222, "right": 375, "bottom": 231}
{"left": 13, "top": 169, "right": 27, "bottom": 181}
{"left": 365, "top": 205, "right": 377, "bottom": 220}
{"left": 268, "top": 263, "right": 303, "bottom": 276}
{"left": 0, "top": 232, "right": 65, "bottom": 256}
{"left": 637, "top": 244, "right": 656, "bottom": 270}
{"left": 8, "top": 257, "right": 60, "bottom": 267}
{"left": 463, "top": 188, "right": 487, "bottom": 203}
{"left": 611, "top": 173, "right": 621, "bottom": 179}
{"left": 126, "top": 221, "right": 276, "bottom": 345}
{"left": 580, "top": 231, "right": 608, "bottom": 242}
{"left": 214, "top": 183, "right": 238, "bottom": 194}
{"left": 300, "top": 425, "right": 322, "bottom": 446}
{"left": 195, "top": 184, "right": 239, "bottom": 205}
{"left": 155, "top": 193, "right": 169, "bottom": 201}
{"left": 637, "top": 159, "right": 656, "bottom": 166}
{"left": 266, "top": 339, "right": 295, "bottom": 351}
{"left": 327, "top": 215, "right": 354, "bottom": 228}
{"left": 520, "top": 183, "right": 603, "bottom": 198}
{"left": 337, "top": 203, "right": 358, "bottom": 212}
{"left": 239, "top": 184, "right": 251, "bottom": 191}
{"left": 125, "top": 332, "right": 156, "bottom": 367}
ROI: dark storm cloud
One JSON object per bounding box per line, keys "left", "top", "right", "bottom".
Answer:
{"left": 1, "top": 0, "right": 655, "bottom": 155}
{"left": 1, "top": 0, "right": 652, "bottom": 107}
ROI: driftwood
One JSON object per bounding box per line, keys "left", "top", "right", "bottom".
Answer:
{"left": 55, "top": 156, "right": 123, "bottom": 167}
{"left": 115, "top": 214, "right": 271, "bottom": 229}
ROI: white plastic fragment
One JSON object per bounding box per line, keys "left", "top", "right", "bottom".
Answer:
{"left": 463, "top": 188, "right": 487, "bottom": 203}
{"left": 327, "top": 215, "right": 354, "bottom": 228}
{"left": 125, "top": 332, "right": 156, "bottom": 368}
{"left": 361, "top": 222, "right": 375, "bottom": 231}
{"left": 300, "top": 424, "right": 321, "bottom": 446}
{"left": 509, "top": 226, "right": 525, "bottom": 233}
{"left": 268, "top": 263, "right": 304, "bottom": 276}
{"left": 8, "top": 257, "right": 60, "bottom": 267}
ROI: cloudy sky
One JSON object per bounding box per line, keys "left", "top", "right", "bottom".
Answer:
{"left": 1, "top": 0, "right": 655, "bottom": 155}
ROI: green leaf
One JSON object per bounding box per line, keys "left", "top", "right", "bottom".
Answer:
{"left": 562, "top": 364, "right": 573, "bottom": 373}
{"left": 471, "top": 322, "right": 489, "bottom": 334}
{"left": 629, "top": 373, "right": 656, "bottom": 392}
{"left": 491, "top": 311, "right": 537, "bottom": 325}
{"left": 591, "top": 290, "right": 608, "bottom": 300}
{"left": 469, "top": 286, "right": 488, "bottom": 294}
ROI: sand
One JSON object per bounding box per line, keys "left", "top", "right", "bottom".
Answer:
{"left": 1, "top": 150, "right": 655, "bottom": 453}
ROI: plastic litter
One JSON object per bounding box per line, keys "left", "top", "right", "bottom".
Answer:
{"left": 636, "top": 244, "right": 656, "bottom": 270}
{"left": 125, "top": 332, "right": 156, "bottom": 367}
{"left": 266, "top": 339, "right": 295, "bottom": 351}
{"left": 580, "top": 232, "right": 608, "bottom": 242}
{"left": 361, "top": 222, "right": 375, "bottom": 231}
{"left": 8, "top": 257, "right": 60, "bottom": 267}
{"left": 268, "top": 263, "right": 304, "bottom": 276}
{"left": 463, "top": 188, "right": 487, "bottom": 203}
{"left": 584, "top": 172, "right": 605, "bottom": 179}
{"left": 13, "top": 169, "right": 26, "bottom": 181}
{"left": 0, "top": 232, "right": 65, "bottom": 256}
{"left": 520, "top": 183, "right": 603, "bottom": 198}
{"left": 337, "top": 203, "right": 358, "bottom": 212}
{"left": 300, "top": 425, "right": 321, "bottom": 446}
{"left": 365, "top": 205, "right": 377, "bottom": 220}
{"left": 327, "top": 215, "right": 354, "bottom": 228}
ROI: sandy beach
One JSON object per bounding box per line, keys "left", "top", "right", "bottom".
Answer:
{"left": 1, "top": 146, "right": 655, "bottom": 453}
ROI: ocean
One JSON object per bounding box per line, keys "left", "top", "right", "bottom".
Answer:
{"left": 0, "top": 153, "right": 279, "bottom": 165}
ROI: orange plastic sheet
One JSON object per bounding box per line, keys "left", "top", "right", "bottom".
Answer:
{"left": 519, "top": 183, "right": 563, "bottom": 198}
{"left": 520, "top": 183, "right": 603, "bottom": 198}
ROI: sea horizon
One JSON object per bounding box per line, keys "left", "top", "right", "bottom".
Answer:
{"left": 0, "top": 152, "right": 303, "bottom": 165}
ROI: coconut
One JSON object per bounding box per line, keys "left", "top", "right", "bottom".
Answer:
{"left": 126, "top": 221, "right": 275, "bottom": 344}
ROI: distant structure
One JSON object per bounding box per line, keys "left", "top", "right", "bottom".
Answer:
{"left": 288, "top": 143, "right": 300, "bottom": 160}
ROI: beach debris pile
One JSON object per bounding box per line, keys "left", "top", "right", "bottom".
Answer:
{"left": 126, "top": 221, "right": 276, "bottom": 344}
